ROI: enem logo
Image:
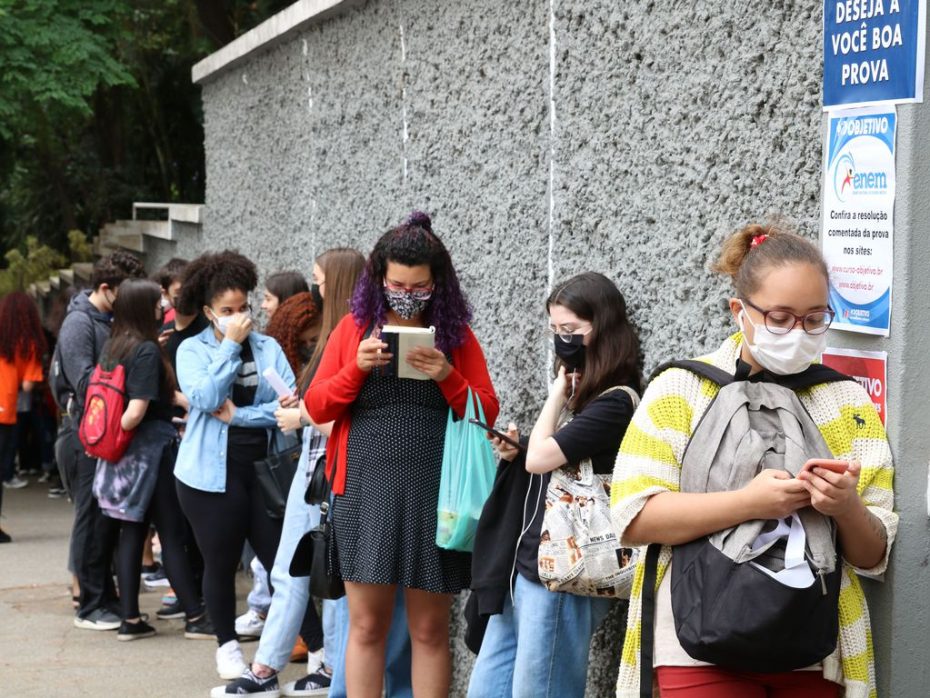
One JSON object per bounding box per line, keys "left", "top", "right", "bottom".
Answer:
{"left": 832, "top": 152, "right": 887, "bottom": 202}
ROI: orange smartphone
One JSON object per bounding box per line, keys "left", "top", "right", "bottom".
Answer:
{"left": 800, "top": 459, "right": 849, "bottom": 476}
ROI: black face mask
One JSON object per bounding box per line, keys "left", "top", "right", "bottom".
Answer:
{"left": 310, "top": 284, "right": 324, "bottom": 313}
{"left": 554, "top": 334, "right": 586, "bottom": 371}
{"left": 299, "top": 342, "right": 317, "bottom": 364}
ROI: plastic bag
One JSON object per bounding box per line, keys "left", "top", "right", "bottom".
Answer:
{"left": 435, "top": 388, "right": 496, "bottom": 552}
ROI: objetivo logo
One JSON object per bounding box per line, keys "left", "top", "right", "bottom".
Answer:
{"left": 832, "top": 151, "right": 887, "bottom": 203}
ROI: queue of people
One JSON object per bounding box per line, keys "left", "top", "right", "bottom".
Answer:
{"left": 0, "top": 213, "right": 895, "bottom": 698}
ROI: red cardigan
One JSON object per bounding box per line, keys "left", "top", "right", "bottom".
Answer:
{"left": 305, "top": 314, "right": 500, "bottom": 495}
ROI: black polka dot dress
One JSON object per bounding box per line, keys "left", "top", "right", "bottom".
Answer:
{"left": 331, "top": 371, "right": 471, "bottom": 594}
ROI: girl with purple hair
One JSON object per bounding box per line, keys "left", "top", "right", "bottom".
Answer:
{"left": 306, "top": 211, "right": 499, "bottom": 697}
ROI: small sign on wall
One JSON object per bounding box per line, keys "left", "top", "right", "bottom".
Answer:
{"left": 823, "top": 0, "right": 926, "bottom": 108}
{"left": 821, "top": 346, "right": 888, "bottom": 425}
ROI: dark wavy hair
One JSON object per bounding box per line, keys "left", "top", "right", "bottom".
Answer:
{"left": 177, "top": 250, "right": 258, "bottom": 312}
{"left": 0, "top": 292, "right": 48, "bottom": 363}
{"left": 91, "top": 250, "right": 145, "bottom": 290}
{"left": 547, "top": 272, "right": 642, "bottom": 411}
{"left": 265, "top": 292, "right": 320, "bottom": 376}
{"left": 151, "top": 258, "right": 189, "bottom": 292}
{"left": 351, "top": 211, "right": 471, "bottom": 353}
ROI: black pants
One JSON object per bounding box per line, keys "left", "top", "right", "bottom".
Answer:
{"left": 0, "top": 423, "right": 13, "bottom": 520}
{"left": 59, "top": 422, "right": 120, "bottom": 618}
{"left": 116, "top": 442, "right": 205, "bottom": 620}
{"left": 177, "top": 450, "right": 283, "bottom": 645}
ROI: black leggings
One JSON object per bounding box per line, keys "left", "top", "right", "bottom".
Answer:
{"left": 177, "top": 454, "right": 283, "bottom": 645}
{"left": 116, "top": 442, "right": 204, "bottom": 621}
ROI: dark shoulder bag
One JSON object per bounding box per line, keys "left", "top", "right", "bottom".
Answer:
{"left": 255, "top": 438, "right": 302, "bottom": 519}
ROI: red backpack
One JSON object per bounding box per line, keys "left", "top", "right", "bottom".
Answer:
{"left": 79, "top": 363, "right": 134, "bottom": 462}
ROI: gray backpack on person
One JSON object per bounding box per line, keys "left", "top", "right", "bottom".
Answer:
{"left": 639, "top": 360, "right": 852, "bottom": 695}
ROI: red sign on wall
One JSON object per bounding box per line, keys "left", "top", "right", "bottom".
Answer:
{"left": 821, "top": 347, "right": 888, "bottom": 425}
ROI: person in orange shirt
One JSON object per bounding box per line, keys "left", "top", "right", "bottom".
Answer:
{"left": 0, "top": 292, "right": 47, "bottom": 543}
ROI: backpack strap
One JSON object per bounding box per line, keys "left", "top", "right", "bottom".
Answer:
{"left": 777, "top": 364, "right": 855, "bottom": 391}
{"left": 648, "top": 359, "right": 735, "bottom": 387}
{"left": 640, "top": 544, "right": 661, "bottom": 698}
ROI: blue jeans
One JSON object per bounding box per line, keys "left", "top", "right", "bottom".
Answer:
{"left": 467, "top": 573, "right": 613, "bottom": 698}
{"left": 326, "top": 590, "right": 413, "bottom": 698}
{"left": 253, "top": 436, "right": 321, "bottom": 670}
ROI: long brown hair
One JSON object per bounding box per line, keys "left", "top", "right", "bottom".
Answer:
{"left": 301, "top": 248, "right": 365, "bottom": 389}
{"left": 104, "top": 278, "right": 175, "bottom": 401}
{"left": 0, "top": 292, "right": 47, "bottom": 363}
{"left": 547, "top": 272, "right": 642, "bottom": 412}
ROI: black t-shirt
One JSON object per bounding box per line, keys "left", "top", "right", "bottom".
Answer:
{"left": 515, "top": 388, "right": 635, "bottom": 583}
{"left": 122, "top": 341, "right": 174, "bottom": 424}
{"left": 165, "top": 314, "right": 210, "bottom": 372}
{"left": 228, "top": 338, "right": 267, "bottom": 453}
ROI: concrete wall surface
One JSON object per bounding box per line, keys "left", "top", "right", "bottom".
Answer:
{"left": 182, "top": 1, "right": 930, "bottom": 695}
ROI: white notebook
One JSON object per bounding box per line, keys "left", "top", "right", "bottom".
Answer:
{"left": 380, "top": 325, "right": 436, "bottom": 380}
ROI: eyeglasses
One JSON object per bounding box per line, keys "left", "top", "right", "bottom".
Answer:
{"left": 384, "top": 283, "right": 433, "bottom": 301}
{"left": 741, "top": 298, "right": 834, "bottom": 335}
{"left": 547, "top": 325, "right": 593, "bottom": 343}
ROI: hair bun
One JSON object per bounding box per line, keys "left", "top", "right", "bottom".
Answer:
{"left": 405, "top": 210, "right": 432, "bottom": 232}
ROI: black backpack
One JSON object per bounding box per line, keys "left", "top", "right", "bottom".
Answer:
{"left": 638, "top": 360, "right": 854, "bottom": 696}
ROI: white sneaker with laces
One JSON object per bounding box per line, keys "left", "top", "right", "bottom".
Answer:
{"left": 216, "top": 639, "right": 247, "bottom": 680}
{"left": 235, "top": 609, "right": 265, "bottom": 638}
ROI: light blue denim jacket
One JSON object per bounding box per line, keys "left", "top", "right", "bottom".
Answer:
{"left": 174, "top": 326, "right": 296, "bottom": 493}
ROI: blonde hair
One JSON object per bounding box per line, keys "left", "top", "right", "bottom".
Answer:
{"left": 713, "top": 222, "right": 828, "bottom": 298}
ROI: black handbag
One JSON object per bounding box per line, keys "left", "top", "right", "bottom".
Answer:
{"left": 254, "top": 441, "right": 302, "bottom": 519}
{"left": 289, "top": 458, "right": 345, "bottom": 600}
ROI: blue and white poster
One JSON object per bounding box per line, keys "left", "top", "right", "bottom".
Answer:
{"left": 823, "top": 0, "right": 926, "bottom": 108}
{"left": 822, "top": 107, "right": 896, "bottom": 336}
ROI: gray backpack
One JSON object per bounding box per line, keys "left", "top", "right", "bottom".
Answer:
{"left": 639, "top": 360, "right": 853, "bottom": 695}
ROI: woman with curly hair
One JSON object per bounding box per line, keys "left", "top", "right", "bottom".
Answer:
{"left": 0, "top": 292, "right": 47, "bottom": 542}
{"left": 307, "top": 212, "right": 499, "bottom": 697}
{"left": 173, "top": 250, "right": 296, "bottom": 681}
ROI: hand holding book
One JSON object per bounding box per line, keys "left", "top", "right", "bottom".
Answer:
{"left": 406, "top": 345, "right": 451, "bottom": 381}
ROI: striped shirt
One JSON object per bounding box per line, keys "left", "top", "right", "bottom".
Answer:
{"left": 609, "top": 333, "right": 897, "bottom": 698}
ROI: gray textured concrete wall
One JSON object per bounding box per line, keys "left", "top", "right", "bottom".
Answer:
{"left": 186, "top": 1, "right": 930, "bottom": 696}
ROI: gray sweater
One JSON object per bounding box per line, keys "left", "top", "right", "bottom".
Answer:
{"left": 52, "top": 290, "right": 112, "bottom": 417}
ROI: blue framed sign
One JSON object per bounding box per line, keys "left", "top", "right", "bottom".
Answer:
{"left": 823, "top": 0, "right": 926, "bottom": 108}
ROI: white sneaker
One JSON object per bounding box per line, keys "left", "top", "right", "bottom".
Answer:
{"left": 235, "top": 609, "right": 265, "bottom": 638}
{"left": 216, "top": 639, "right": 247, "bottom": 680}
{"left": 3, "top": 476, "right": 28, "bottom": 489}
{"left": 306, "top": 647, "right": 325, "bottom": 674}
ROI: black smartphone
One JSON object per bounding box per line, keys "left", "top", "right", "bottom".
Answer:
{"left": 468, "top": 418, "right": 525, "bottom": 451}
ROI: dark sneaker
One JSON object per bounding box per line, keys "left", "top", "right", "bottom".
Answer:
{"left": 74, "top": 608, "right": 121, "bottom": 631}
{"left": 0, "top": 529, "right": 11, "bottom": 544}
{"left": 210, "top": 669, "right": 280, "bottom": 697}
{"left": 185, "top": 613, "right": 216, "bottom": 640}
{"left": 117, "top": 619, "right": 156, "bottom": 641}
{"left": 48, "top": 486, "right": 67, "bottom": 498}
{"left": 143, "top": 566, "right": 170, "bottom": 589}
{"left": 156, "top": 599, "right": 185, "bottom": 620}
{"left": 141, "top": 562, "right": 161, "bottom": 576}
{"left": 282, "top": 670, "right": 331, "bottom": 697}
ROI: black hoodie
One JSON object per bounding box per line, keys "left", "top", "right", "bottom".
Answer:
{"left": 52, "top": 290, "right": 112, "bottom": 417}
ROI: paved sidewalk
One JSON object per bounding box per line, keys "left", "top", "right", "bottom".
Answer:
{"left": 0, "top": 480, "right": 308, "bottom": 697}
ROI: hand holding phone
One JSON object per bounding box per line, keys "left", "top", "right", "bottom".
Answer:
{"left": 799, "top": 458, "right": 849, "bottom": 476}
{"left": 469, "top": 418, "right": 526, "bottom": 451}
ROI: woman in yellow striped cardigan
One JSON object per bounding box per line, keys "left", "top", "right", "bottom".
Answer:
{"left": 610, "top": 223, "right": 896, "bottom": 698}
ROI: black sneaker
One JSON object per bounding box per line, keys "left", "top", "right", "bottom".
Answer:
{"left": 282, "top": 670, "right": 331, "bottom": 697}
{"left": 156, "top": 599, "right": 185, "bottom": 620}
{"left": 210, "top": 669, "right": 279, "bottom": 697}
{"left": 0, "top": 529, "right": 11, "bottom": 544}
{"left": 117, "top": 619, "right": 156, "bottom": 641}
{"left": 48, "top": 486, "right": 67, "bottom": 498}
{"left": 141, "top": 562, "right": 161, "bottom": 576}
{"left": 185, "top": 613, "right": 216, "bottom": 640}
{"left": 142, "top": 567, "right": 170, "bottom": 588}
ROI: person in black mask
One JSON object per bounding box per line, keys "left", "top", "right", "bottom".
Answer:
{"left": 467, "top": 271, "right": 642, "bottom": 698}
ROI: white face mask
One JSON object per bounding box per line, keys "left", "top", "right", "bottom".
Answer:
{"left": 210, "top": 309, "right": 250, "bottom": 336}
{"left": 738, "top": 306, "right": 827, "bottom": 376}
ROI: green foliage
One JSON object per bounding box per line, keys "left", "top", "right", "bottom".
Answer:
{"left": 67, "top": 229, "right": 92, "bottom": 262}
{"left": 0, "top": 235, "right": 67, "bottom": 295}
{"left": 0, "top": 0, "right": 136, "bottom": 139}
